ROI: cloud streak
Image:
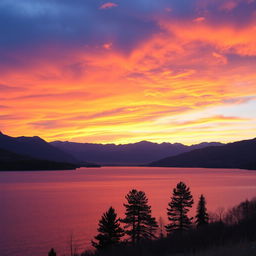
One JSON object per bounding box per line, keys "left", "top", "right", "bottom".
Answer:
{"left": 99, "top": 2, "right": 118, "bottom": 9}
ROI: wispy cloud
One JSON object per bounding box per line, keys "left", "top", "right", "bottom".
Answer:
{"left": 99, "top": 2, "right": 118, "bottom": 10}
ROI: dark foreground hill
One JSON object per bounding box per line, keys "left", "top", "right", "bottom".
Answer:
{"left": 150, "top": 138, "right": 256, "bottom": 170}
{"left": 0, "top": 148, "right": 77, "bottom": 170}
{"left": 0, "top": 132, "right": 100, "bottom": 168}
{"left": 0, "top": 132, "right": 77, "bottom": 163}
{"left": 51, "top": 140, "right": 223, "bottom": 165}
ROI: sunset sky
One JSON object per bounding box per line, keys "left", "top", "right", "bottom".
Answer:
{"left": 1, "top": 0, "right": 256, "bottom": 144}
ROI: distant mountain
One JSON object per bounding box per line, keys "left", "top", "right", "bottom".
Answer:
{"left": 51, "top": 140, "right": 223, "bottom": 165}
{"left": 0, "top": 132, "right": 78, "bottom": 164}
{"left": 150, "top": 138, "right": 256, "bottom": 170}
{"left": 0, "top": 148, "right": 77, "bottom": 171}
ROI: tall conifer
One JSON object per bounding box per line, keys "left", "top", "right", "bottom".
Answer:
{"left": 166, "top": 182, "right": 193, "bottom": 233}
{"left": 122, "top": 189, "right": 158, "bottom": 243}
{"left": 195, "top": 194, "right": 209, "bottom": 227}
{"left": 92, "top": 207, "right": 124, "bottom": 250}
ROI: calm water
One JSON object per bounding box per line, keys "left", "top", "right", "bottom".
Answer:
{"left": 1, "top": 167, "right": 256, "bottom": 256}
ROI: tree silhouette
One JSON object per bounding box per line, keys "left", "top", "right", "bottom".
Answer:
{"left": 48, "top": 248, "right": 57, "bottom": 256}
{"left": 122, "top": 189, "right": 158, "bottom": 243}
{"left": 195, "top": 194, "right": 209, "bottom": 227}
{"left": 92, "top": 207, "right": 124, "bottom": 250}
{"left": 158, "top": 216, "right": 165, "bottom": 238}
{"left": 166, "top": 182, "right": 193, "bottom": 233}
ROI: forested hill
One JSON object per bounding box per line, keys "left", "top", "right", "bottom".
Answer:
{"left": 0, "top": 148, "right": 77, "bottom": 171}
{"left": 150, "top": 138, "right": 256, "bottom": 170}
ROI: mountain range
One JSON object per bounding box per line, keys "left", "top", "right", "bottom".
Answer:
{"left": 1, "top": 131, "right": 255, "bottom": 170}
{"left": 150, "top": 138, "right": 256, "bottom": 170}
{"left": 51, "top": 140, "right": 223, "bottom": 165}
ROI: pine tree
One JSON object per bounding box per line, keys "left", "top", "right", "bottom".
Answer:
{"left": 195, "top": 194, "right": 209, "bottom": 227}
{"left": 92, "top": 207, "right": 124, "bottom": 250}
{"left": 122, "top": 189, "right": 158, "bottom": 243}
{"left": 48, "top": 248, "right": 57, "bottom": 256}
{"left": 166, "top": 182, "right": 193, "bottom": 233}
{"left": 158, "top": 216, "right": 165, "bottom": 238}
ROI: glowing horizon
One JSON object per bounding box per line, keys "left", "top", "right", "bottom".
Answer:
{"left": 1, "top": 0, "right": 256, "bottom": 144}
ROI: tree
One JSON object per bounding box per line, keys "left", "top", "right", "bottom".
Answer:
{"left": 48, "top": 248, "right": 57, "bottom": 256}
{"left": 92, "top": 207, "right": 124, "bottom": 250}
{"left": 122, "top": 189, "right": 158, "bottom": 243}
{"left": 158, "top": 216, "right": 165, "bottom": 238}
{"left": 216, "top": 207, "right": 225, "bottom": 223}
{"left": 195, "top": 194, "right": 209, "bottom": 227}
{"left": 69, "top": 233, "right": 79, "bottom": 256}
{"left": 166, "top": 181, "right": 193, "bottom": 233}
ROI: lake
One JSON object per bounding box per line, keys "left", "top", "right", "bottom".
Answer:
{"left": 1, "top": 167, "right": 256, "bottom": 256}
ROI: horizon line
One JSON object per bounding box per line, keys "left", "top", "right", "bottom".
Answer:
{"left": 2, "top": 131, "right": 256, "bottom": 147}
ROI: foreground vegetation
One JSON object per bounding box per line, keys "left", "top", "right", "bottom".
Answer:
{"left": 175, "top": 242, "right": 256, "bottom": 256}
{"left": 49, "top": 182, "right": 256, "bottom": 256}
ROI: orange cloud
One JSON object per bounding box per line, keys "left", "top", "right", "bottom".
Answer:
{"left": 212, "top": 52, "right": 228, "bottom": 65}
{"left": 99, "top": 2, "right": 118, "bottom": 9}
{"left": 220, "top": 1, "right": 238, "bottom": 11}
{"left": 193, "top": 17, "right": 206, "bottom": 23}
{"left": 175, "top": 115, "right": 250, "bottom": 127}
{"left": 103, "top": 43, "right": 113, "bottom": 50}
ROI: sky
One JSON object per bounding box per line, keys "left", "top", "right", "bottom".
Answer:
{"left": 0, "top": 0, "right": 256, "bottom": 144}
